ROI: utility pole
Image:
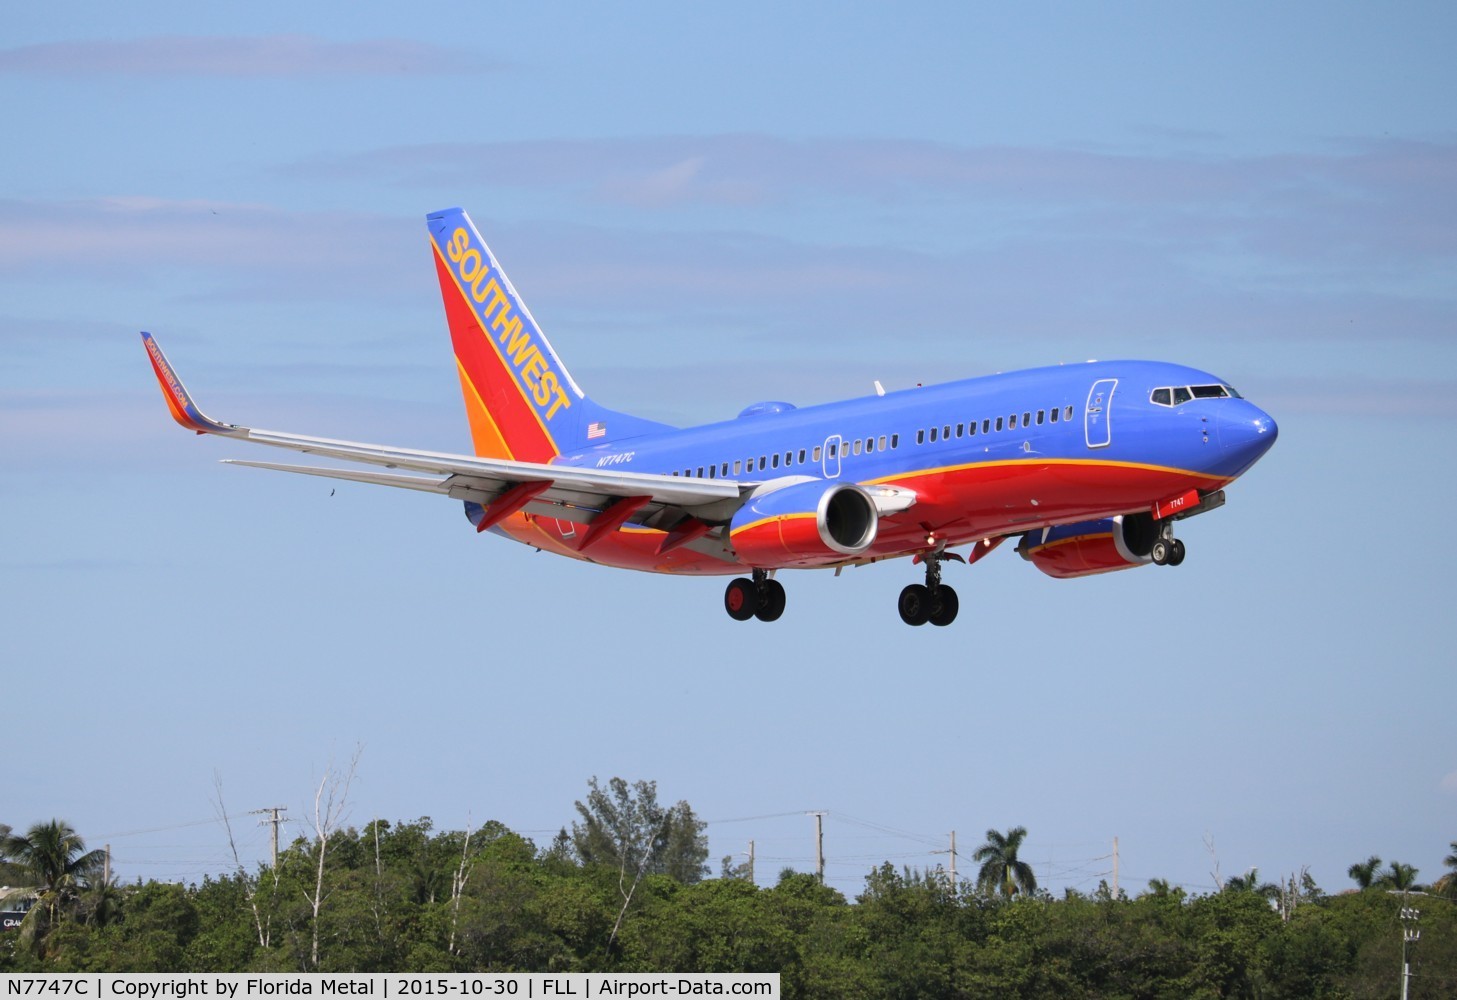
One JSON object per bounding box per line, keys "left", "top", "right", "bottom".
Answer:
{"left": 1112, "top": 837, "right": 1119, "bottom": 900}
{"left": 748, "top": 840, "right": 755, "bottom": 885}
{"left": 949, "top": 831, "right": 957, "bottom": 890}
{"left": 1398, "top": 898, "right": 1421, "bottom": 1000}
{"left": 253, "top": 807, "right": 288, "bottom": 868}
{"left": 103, "top": 844, "right": 111, "bottom": 886}
{"left": 815, "top": 812, "right": 825, "bottom": 883}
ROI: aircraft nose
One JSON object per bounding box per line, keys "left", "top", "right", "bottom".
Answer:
{"left": 1216, "top": 401, "right": 1278, "bottom": 476}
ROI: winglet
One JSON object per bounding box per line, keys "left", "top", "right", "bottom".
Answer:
{"left": 140, "top": 332, "right": 239, "bottom": 435}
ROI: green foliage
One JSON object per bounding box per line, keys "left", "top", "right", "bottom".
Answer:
{"left": 571, "top": 777, "right": 709, "bottom": 885}
{"left": 1348, "top": 853, "right": 1382, "bottom": 889}
{"left": 7, "top": 816, "right": 1457, "bottom": 997}
{"left": 972, "top": 826, "right": 1037, "bottom": 900}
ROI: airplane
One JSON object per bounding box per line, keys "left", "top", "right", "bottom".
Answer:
{"left": 143, "top": 206, "right": 1278, "bottom": 626}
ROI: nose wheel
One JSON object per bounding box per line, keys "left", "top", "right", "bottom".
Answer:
{"left": 898, "top": 549, "right": 959, "bottom": 626}
{"left": 724, "top": 570, "right": 787, "bottom": 622}
{"left": 1149, "top": 523, "right": 1187, "bottom": 566}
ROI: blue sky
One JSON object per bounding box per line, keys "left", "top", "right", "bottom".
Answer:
{"left": 3, "top": 2, "right": 1455, "bottom": 899}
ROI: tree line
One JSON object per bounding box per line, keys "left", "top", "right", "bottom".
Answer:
{"left": 4, "top": 784, "right": 1456, "bottom": 998}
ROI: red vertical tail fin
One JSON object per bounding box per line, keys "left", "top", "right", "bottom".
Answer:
{"left": 427, "top": 208, "right": 671, "bottom": 461}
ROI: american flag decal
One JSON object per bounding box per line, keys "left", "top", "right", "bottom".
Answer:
{"left": 587, "top": 421, "right": 606, "bottom": 439}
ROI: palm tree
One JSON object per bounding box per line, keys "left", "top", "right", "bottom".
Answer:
{"left": 1, "top": 820, "right": 106, "bottom": 953}
{"left": 1224, "top": 867, "right": 1280, "bottom": 901}
{"left": 1347, "top": 855, "right": 1382, "bottom": 889}
{"left": 973, "top": 826, "right": 1037, "bottom": 899}
{"left": 1435, "top": 841, "right": 1457, "bottom": 900}
{"left": 1375, "top": 861, "right": 1420, "bottom": 892}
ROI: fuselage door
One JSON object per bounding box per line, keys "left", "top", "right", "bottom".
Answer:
{"left": 1085, "top": 378, "right": 1117, "bottom": 449}
{"left": 822, "top": 435, "right": 843, "bottom": 479}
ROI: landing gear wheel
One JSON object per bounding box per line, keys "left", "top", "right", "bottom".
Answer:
{"left": 755, "top": 578, "right": 787, "bottom": 622}
{"left": 724, "top": 578, "right": 757, "bottom": 621}
{"left": 1150, "top": 538, "right": 1170, "bottom": 566}
{"left": 1167, "top": 539, "right": 1186, "bottom": 567}
{"left": 898, "top": 584, "right": 931, "bottom": 626}
{"left": 929, "top": 585, "right": 959, "bottom": 627}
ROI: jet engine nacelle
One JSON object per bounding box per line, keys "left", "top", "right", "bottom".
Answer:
{"left": 729, "top": 480, "right": 878, "bottom": 567}
{"left": 1017, "top": 514, "right": 1159, "bottom": 579}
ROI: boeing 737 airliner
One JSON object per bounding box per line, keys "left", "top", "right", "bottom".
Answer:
{"left": 144, "top": 206, "right": 1278, "bottom": 626}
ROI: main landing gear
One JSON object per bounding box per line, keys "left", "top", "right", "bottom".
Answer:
{"left": 898, "top": 550, "right": 959, "bottom": 627}
{"left": 1149, "top": 521, "right": 1186, "bottom": 567}
{"left": 724, "top": 569, "right": 786, "bottom": 622}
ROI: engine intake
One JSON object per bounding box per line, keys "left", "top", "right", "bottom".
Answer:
{"left": 730, "top": 480, "right": 878, "bottom": 567}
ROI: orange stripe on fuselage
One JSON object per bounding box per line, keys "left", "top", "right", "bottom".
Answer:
{"left": 431, "top": 247, "right": 557, "bottom": 462}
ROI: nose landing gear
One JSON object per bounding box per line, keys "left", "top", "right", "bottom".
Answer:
{"left": 898, "top": 549, "right": 959, "bottom": 626}
{"left": 1149, "top": 521, "right": 1187, "bottom": 567}
{"left": 724, "top": 569, "right": 787, "bottom": 622}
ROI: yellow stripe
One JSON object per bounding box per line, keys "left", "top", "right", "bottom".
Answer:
{"left": 863, "top": 455, "right": 1208, "bottom": 487}
{"left": 728, "top": 511, "right": 816, "bottom": 538}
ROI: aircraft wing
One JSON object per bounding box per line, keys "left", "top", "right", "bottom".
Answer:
{"left": 142, "top": 333, "right": 746, "bottom": 543}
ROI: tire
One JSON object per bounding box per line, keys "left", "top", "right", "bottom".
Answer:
{"left": 1167, "top": 539, "right": 1186, "bottom": 567}
{"left": 724, "top": 578, "right": 758, "bottom": 621}
{"left": 1150, "top": 538, "right": 1169, "bottom": 566}
{"left": 898, "top": 584, "right": 931, "bottom": 626}
{"left": 755, "top": 578, "right": 787, "bottom": 622}
{"left": 929, "top": 585, "right": 959, "bottom": 627}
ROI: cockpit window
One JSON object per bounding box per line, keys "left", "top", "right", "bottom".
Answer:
{"left": 1151, "top": 382, "right": 1243, "bottom": 406}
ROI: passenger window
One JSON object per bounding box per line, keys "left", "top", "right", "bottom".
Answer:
{"left": 798, "top": 449, "right": 807, "bottom": 463}
{"left": 943, "top": 425, "right": 951, "bottom": 439}
{"left": 1173, "top": 387, "right": 1192, "bottom": 404}
{"left": 1050, "top": 406, "right": 1059, "bottom": 423}
{"left": 968, "top": 420, "right": 977, "bottom": 436}
{"left": 917, "top": 429, "right": 925, "bottom": 445}
{"left": 785, "top": 451, "right": 793, "bottom": 466}
{"left": 890, "top": 433, "right": 899, "bottom": 448}
{"left": 1063, "top": 405, "right": 1073, "bottom": 421}
{"left": 758, "top": 456, "right": 767, "bottom": 471}
{"left": 830, "top": 442, "right": 838, "bottom": 458}
{"left": 771, "top": 454, "right": 779, "bottom": 469}
{"left": 1009, "top": 414, "right": 1018, "bottom": 430}
{"left": 697, "top": 467, "right": 704, "bottom": 478}
{"left": 852, "top": 439, "right": 862, "bottom": 456}
{"left": 878, "top": 435, "right": 887, "bottom": 451}
{"left": 929, "top": 427, "right": 939, "bottom": 442}
{"left": 1036, "top": 410, "right": 1044, "bottom": 425}
{"left": 813, "top": 446, "right": 821, "bottom": 462}
{"left": 865, "top": 437, "right": 875, "bottom": 454}
{"left": 707, "top": 466, "right": 715, "bottom": 479}
{"left": 721, "top": 463, "right": 729, "bottom": 476}
{"left": 1023, "top": 411, "right": 1031, "bottom": 426}
{"left": 733, "top": 460, "right": 742, "bottom": 475}
{"left": 996, "top": 416, "right": 1004, "bottom": 431}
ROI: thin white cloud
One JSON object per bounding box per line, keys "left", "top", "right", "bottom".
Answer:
{"left": 0, "top": 34, "right": 496, "bottom": 77}
{"left": 0, "top": 197, "right": 420, "bottom": 301}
